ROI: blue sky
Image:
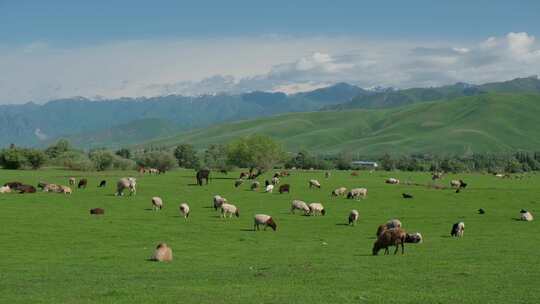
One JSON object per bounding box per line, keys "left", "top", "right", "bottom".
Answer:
{"left": 0, "top": 1, "right": 539, "bottom": 103}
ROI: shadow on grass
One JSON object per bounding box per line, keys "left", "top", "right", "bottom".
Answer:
{"left": 335, "top": 223, "right": 350, "bottom": 226}
{"left": 240, "top": 228, "right": 255, "bottom": 232}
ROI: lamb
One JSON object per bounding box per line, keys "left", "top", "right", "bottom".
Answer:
{"left": 0, "top": 186, "right": 11, "bottom": 193}
{"left": 90, "top": 208, "right": 105, "bottom": 215}
{"left": 372, "top": 228, "right": 407, "bottom": 255}
{"left": 271, "top": 177, "right": 280, "bottom": 185}
{"left": 213, "top": 195, "right": 227, "bottom": 210}
{"left": 376, "top": 219, "right": 402, "bottom": 236}
{"left": 250, "top": 181, "right": 260, "bottom": 191}
{"left": 278, "top": 184, "right": 290, "bottom": 194}
{"left": 520, "top": 209, "right": 533, "bottom": 221}
{"left": 253, "top": 214, "right": 277, "bottom": 231}
{"left": 347, "top": 188, "right": 368, "bottom": 200}
{"left": 348, "top": 210, "right": 359, "bottom": 226}
{"left": 78, "top": 178, "right": 88, "bottom": 189}
{"left": 290, "top": 200, "right": 310, "bottom": 215}
{"left": 150, "top": 243, "right": 173, "bottom": 262}
{"left": 308, "top": 203, "right": 326, "bottom": 216}
{"left": 386, "top": 178, "right": 400, "bottom": 184}
{"left": 331, "top": 187, "right": 347, "bottom": 197}
{"left": 221, "top": 203, "right": 239, "bottom": 218}
{"left": 116, "top": 177, "right": 136, "bottom": 196}
{"left": 309, "top": 179, "right": 321, "bottom": 189}
{"left": 265, "top": 184, "right": 274, "bottom": 193}
{"left": 405, "top": 232, "right": 423, "bottom": 243}
{"left": 179, "top": 203, "right": 190, "bottom": 218}
{"left": 152, "top": 197, "right": 163, "bottom": 211}
{"left": 68, "top": 177, "right": 76, "bottom": 185}
{"left": 451, "top": 222, "right": 465, "bottom": 237}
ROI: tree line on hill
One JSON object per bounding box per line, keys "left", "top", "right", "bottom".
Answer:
{"left": 1, "top": 136, "right": 540, "bottom": 174}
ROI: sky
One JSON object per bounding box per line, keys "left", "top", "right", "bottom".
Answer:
{"left": 0, "top": 0, "right": 539, "bottom": 104}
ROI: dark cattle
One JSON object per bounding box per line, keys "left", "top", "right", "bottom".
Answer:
{"left": 98, "top": 180, "right": 107, "bottom": 188}
{"left": 278, "top": 184, "right": 290, "bottom": 194}
{"left": 402, "top": 193, "right": 413, "bottom": 199}
{"left": 4, "top": 182, "right": 23, "bottom": 190}
{"left": 196, "top": 169, "right": 210, "bottom": 186}
{"left": 90, "top": 208, "right": 105, "bottom": 215}
{"left": 78, "top": 178, "right": 88, "bottom": 189}
{"left": 18, "top": 185, "right": 36, "bottom": 193}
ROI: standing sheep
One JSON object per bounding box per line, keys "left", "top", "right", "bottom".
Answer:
{"left": 290, "top": 200, "right": 310, "bottom": 215}
{"left": 78, "top": 178, "right": 88, "bottom": 189}
{"left": 152, "top": 197, "right": 163, "bottom": 211}
{"left": 265, "top": 184, "right": 274, "bottom": 193}
{"left": 250, "top": 181, "right": 260, "bottom": 191}
{"left": 372, "top": 228, "right": 407, "bottom": 255}
{"left": 309, "top": 179, "right": 321, "bottom": 189}
{"left": 150, "top": 243, "right": 173, "bottom": 262}
{"left": 347, "top": 188, "right": 368, "bottom": 200}
{"left": 116, "top": 177, "right": 136, "bottom": 196}
{"left": 348, "top": 210, "right": 359, "bottom": 226}
{"left": 308, "top": 203, "right": 326, "bottom": 216}
{"left": 221, "top": 203, "right": 239, "bottom": 218}
{"left": 253, "top": 214, "right": 277, "bottom": 231}
{"left": 376, "top": 219, "right": 402, "bottom": 236}
{"left": 179, "top": 203, "right": 190, "bottom": 218}
{"left": 213, "top": 195, "right": 227, "bottom": 210}
{"left": 451, "top": 222, "right": 465, "bottom": 237}
{"left": 68, "top": 177, "right": 76, "bottom": 186}
{"left": 331, "top": 187, "right": 347, "bottom": 197}
{"left": 520, "top": 209, "right": 533, "bottom": 221}
{"left": 59, "top": 185, "right": 72, "bottom": 195}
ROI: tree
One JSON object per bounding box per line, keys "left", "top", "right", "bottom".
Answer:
{"left": 45, "top": 139, "right": 71, "bottom": 159}
{"left": 25, "top": 149, "right": 47, "bottom": 169}
{"left": 89, "top": 150, "right": 115, "bottom": 171}
{"left": 136, "top": 151, "right": 177, "bottom": 172}
{"left": 0, "top": 148, "right": 27, "bottom": 169}
{"left": 227, "top": 135, "right": 285, "bottom": 170}
{"left": 204, "top": 144, "right": 229, "bottom": 170}
{"left": 115, "top": 148, "right": 131, "bottom": 159}
{"left": 174, "top": 144, "right": 200, "bottom": 169}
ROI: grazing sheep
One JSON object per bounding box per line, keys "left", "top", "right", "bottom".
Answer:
{"left": 291, "top": 200, "right": 310, "bottom": 215}
{"left": 372, "top": 228, "right": 407, "bottom": 255}
{"left": 278, "top": 184, "right": 290, "bottom": 194}
{"left": 18, "top": 185, "right": 37, "bottom": 194}
{"left": 116, "top": 177, "right": 136, "bottom": 196}
{"left": 0, "top": 186, "right": 11, "bottom": 193}
{"left": 450, "top": 180, "right": 462, "bottom": 188}
{"left": 90, "top": 208, "right": 105, "bottom": 215}
{"left": 376, "top": 219, "right": 402, "bottom": 236}
{"left": 271, "top": 177, "right": 280, "bottom": 185}
{"left": 451, "top": 222, "right": 465, "bottom": 237}
{"left": 347, "top": 188, "right": 368, "bottom": 200}
{"left": 179, "top": 203, "right": 190, "bottom": 218}
{"left": 331, "top": 187, "right": 347, "bottom": 197}
{"left": 265, "top": 184, "right": 274, "bottom": 193}
{"left": 213, "top": 195, "right": 227, "bottom": 210}
{"left": 60, "top": 186, "right": 72, "bottom": 194}
{"left": 309, "top": 179, "right": 321, "bottom": 189}
{"left": 250, "top": 181, "right": 260, "bottom": 191}
{"left": 221, "top": 203, "right": 239, "bottom": 218}
{"left": 348, "top": 210, "right": 359, "bottom": 226}
{"left": 98, "top": 180, "right": 106, "bottom": 187}
{"left": 405, "top": 232, "right": 423, "bottom": 243}
{"left": 253, "top": 214, "right": 277, "bottom": 231}
{"left": 68, "top": 177, "right": 76, "bottom": 185}
{"left": 520, "top": 209, "right": 533, "bottom": 221}
{"left": 308, "top": 203, "right": 326, "bottom": 216}
{"left": 78, "top": 178, "right": 88, "bottom": 189}
{"left": 151, "top": 243, "right": 173, "bottom": 262}
{"left": 152, "top": 197, "right": 163, "bottom": 210}
{"left": 234, "top": 180, "right": 244, "bottom": 188}
{"left": 402, "top": 193, "right": 413, "bottom": 199}
{"left": 386, "top": 178, "right": 400, "bottom": 184}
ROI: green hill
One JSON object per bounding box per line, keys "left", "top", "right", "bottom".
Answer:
{"left": 141, "top": 93, "right": 540, "bottom": 155}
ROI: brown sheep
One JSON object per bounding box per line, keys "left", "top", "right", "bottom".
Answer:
{"left": 372, "top": 228, "right": 407, "bottom": 255}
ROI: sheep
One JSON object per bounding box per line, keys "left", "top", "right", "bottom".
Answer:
{"left": 213, "top": 195, "right": 227, "bottom": 210}
{"left": 90, "top": 208, "right": 105, "bottom": 215}
{"left": 432, "top": 172, "right": 443, "bottom": 180}
{"left": 402, "top": 193, "right": 413, "bottom": 199}
{"left": 290, "top": 200, "right": 310, "bottom": 215}
{"left": 152, "top": 197, "right": 163, "bottom": 211}
{"left": 150, "top": 243, "right": 173, "bottom": 262}
{"left": 179, "top": 203, "right": 190, "bottom": 218}
{"left": 68, "top": 177, "right": 76, "bottom": 185}
{"left": 278, "top": 184, "right": 290, "bottom": 194}
{"left": 98, "top": 180, "right": 106, "bottom": 187}
{"left": 451, "top": 222, "right": 465, "bottom": 237}
{"left": 520, "top": 209, "right": 533, "bottom": 221}
{"left": 253, "top": 214, "right": 277, "bottom": 231}
{"left": 37, "top": 182, "right": 48, "bottom": 190}
{"left": 78, "top": 178, "right": 88, "bottom": 189}
{"left": 116, "top": 177, "right": 136, "bottom": 196}
{"left": 405, "top": 232, "right": 423, "bottom": 244}
{"left": 478, "top": 208, "right": 485, "bottom": 214}
{"left": 265, "top": 184, "right": 274, "bottom": 193}
{"left": 308, "top": 203, "right": 326, "bottom": 216}
{"left": 239, "top": 172, "right": 249, "bottom": 179}
{"left": 325, "top": 171, "right": 330, "bottom": 178}
{"left": 250, "top": 181, "right": 260, "bottom": 191}
{"left": 18, "top": 185, "right": 36, "bottom": 194}
{"left": 331, "top": 187, "right": 347, "bottom": 197}
{"left": 60, "top": 186, "right": 72, "bottom": 194}
{"left": 386, "top": 178, "right": 400, "bottom": 184}
{"left": 309, "top": 179, "right": 321, "bottom": 189}
{"left": 43, "top": 183, "right": 62, "bottom": 193}
{"left": 196, "top": 169, "right": 210, "bottom": 186}
{"left": 234, "top": 180, "right": 244, "bottom": 188}
{"left": 450, "top": 180, "right": 463, "bottom": 188}
{"left": 4, "top": 182, "right": 22, "bottom": 190}
{"left": 221, "top": 203, "right": 239, "bottom": 218}
{"left": 0, "top": 186, "right": 11, "bottom": 193}
{"left": 348, "top": 210, "right": 359, "bottom": 226}
{"left": 347, "top": 188, "right": 368, "bottom": 200}
{"left": 376, "top": 219, "right": 402, "bottom": 236}
{"left": 372, "top": 228, "right": 407, "bottom": 255}
{"left": 271, "top": 177, "right": 280, "bottom": 185}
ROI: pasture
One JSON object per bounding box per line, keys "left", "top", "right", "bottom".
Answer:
{"left": 0, "top": 169, "right": 539, "bottom": 303}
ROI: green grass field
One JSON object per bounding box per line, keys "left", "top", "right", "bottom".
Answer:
{"left": 1, "top": 168, "right": 539, "bottom": 303}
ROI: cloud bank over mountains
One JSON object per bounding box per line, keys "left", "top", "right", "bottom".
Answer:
{"left": 0, "top": 32, "right": 539, "bottom": 104}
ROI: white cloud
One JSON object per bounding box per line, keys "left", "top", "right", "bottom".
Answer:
{"left": 0, "top": 32, "right": 539, "bottom": 104}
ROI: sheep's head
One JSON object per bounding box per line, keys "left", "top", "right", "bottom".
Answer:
{"left": 267, "top": 219, "right": 277, "bottom": 231}
{"left": 235, "top": 209, "right": 240, "bottom": 218}
{"left": 321, "top": 209, "right": 326, "bottom": 216}
{"left": 372, "top": 242, "right": 381, "bottom": 255}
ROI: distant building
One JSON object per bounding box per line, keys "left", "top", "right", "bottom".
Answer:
{"left": 351, "top": 161, "right": 378, "bottom": 169}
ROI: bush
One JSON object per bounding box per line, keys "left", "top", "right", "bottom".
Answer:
{"left": 25, "top": 149, "right": 47, "bottom": 169}
{"left": 0, "top": 148, "right": 28, "bottom": 169}
{"left": 136, "top": 151, "right": 177, "bottom": 172}
{"left": 112, "top": 156, "right": 137, "bottom": 170}
{"left": 89, "top": 150, "right": 115, "bottom": 171}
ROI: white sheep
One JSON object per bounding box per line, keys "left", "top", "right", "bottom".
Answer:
{"left": 0, "top": 186, "right": 11, "bottom": 193}
{"left": 309, "top": 179, "right": 321, "bottom": 189}
{"left": 116, "top": 177, "right": 136, "bottom": 196}
{"left": 291, "top": 200, "right": 310, "bottom": 215}
{"left": 406, "top": 232, "right": 423, "bottom": 243}
{"left": 348, "top": 209, "right": 359, "bottom": 225}
{"left": 179, "top": 203, "right": 190, "bottom": 218}
{"left": 151, "top": 243, "right": 173, "bottom": 262}
{"left": 213, "top": 195, "right": 227, "bottom": 210}
{"left": 253, "top": 214, "right": 277, "bottom": 231}
{"left": 520, "top": 210, "right": 533, "bottom": 221}
{"left": 451, "top": 222, "right": 465, "bottom": 237}
{"left": 152, "top": 197, "right": 163, "bottom": 210}
{"left": 386, "top": 178, "right": 400, "bottom": 184}
{"left": 308, "top": 203, "right": 326, "bottom": 216}
{"left": 271, "top": 177, "right": 280, "bottom": 185}
{"left": 265, "top": 184, "right": 274, "bottom": 193}
{"left": 347, "top": 188, "right": 368, "bottom": 200}
{"left": 331, "top": 187, "right": 347, "bottom": 197}
{"left": 221, "top": 203, "right": 239, "bottom": 218}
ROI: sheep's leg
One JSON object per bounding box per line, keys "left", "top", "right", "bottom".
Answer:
{"left": 394, "top": 245, "right": 399, "bottom": 255}
{"left": 401, "top": 242, "right": 405, "bottom": 255}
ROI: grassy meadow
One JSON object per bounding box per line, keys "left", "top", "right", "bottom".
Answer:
{"left": 0, "top": 168, "right": 539, "bottom": 303}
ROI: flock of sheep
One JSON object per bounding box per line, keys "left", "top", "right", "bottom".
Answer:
{"left": 1, "top": 170, "right": 535, "bottom": 261}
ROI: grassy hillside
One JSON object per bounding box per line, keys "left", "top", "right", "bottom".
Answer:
{"left": 142, "top": 93, "right": 540, "bottom": 155}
